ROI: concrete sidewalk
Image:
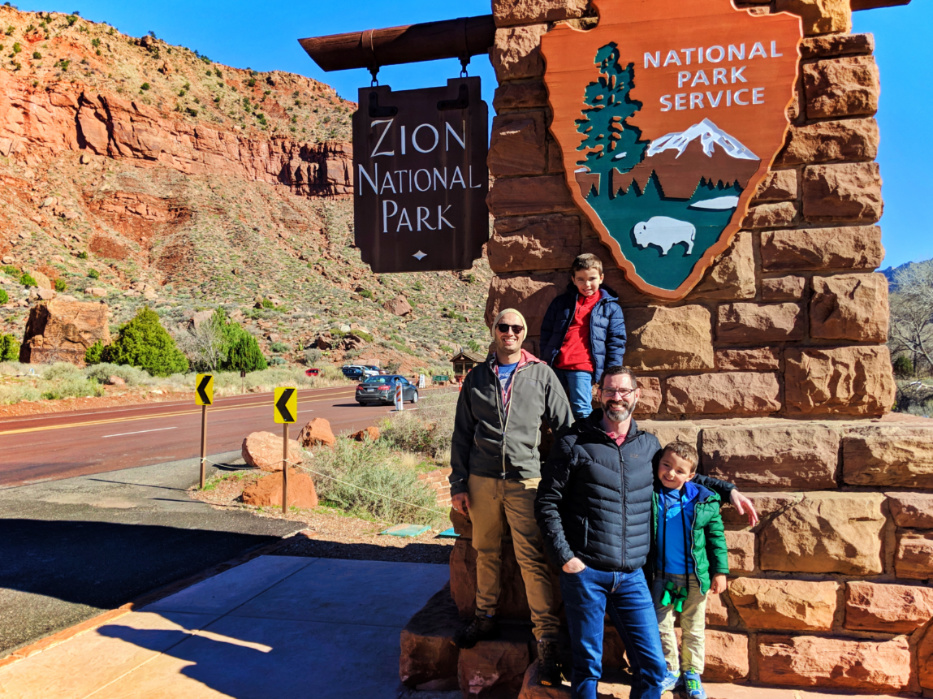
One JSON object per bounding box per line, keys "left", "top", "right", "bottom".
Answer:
{"left": 0, "top": 556, "right": 450, "bottom": 699}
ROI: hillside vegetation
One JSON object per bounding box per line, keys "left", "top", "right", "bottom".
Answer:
{"left": 0, "top": 6, "right": 492, "bottom": 384}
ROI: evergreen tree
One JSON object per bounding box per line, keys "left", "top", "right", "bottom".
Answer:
{"left": 575, "top": 42, "right": 649, "bottom": 195}
{"left": 108, "top": 308, "right": 189, "bottom": 377}
{"left": 222, "top": 324, "right": 267, "bottom": 373}
{"left": 0, "top": 333, "right": 20, "bottom": 362}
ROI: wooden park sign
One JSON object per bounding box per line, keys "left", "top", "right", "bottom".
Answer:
{"left": 352, "top": 77, "right": 488, "bottom": 273}
{"left": 542, "top": 0, "right": 802, "bottom": 300}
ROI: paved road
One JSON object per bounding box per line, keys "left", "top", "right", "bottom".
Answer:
{"left": 0, "top": 385, "right": 403, "bottom": 487}
{"left": 0, "top": 454, "right": 312, "bottom": 657}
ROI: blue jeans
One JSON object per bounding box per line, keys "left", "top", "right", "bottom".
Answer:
{"left": 554, "top": 369, "right": 594, "bottom": 420}
{"left": 561, "top": 566, "right": 666, "bottom": 699}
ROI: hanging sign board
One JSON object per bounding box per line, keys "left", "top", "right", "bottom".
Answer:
{"left": 542, "top": 0, "right": 802, "bottom": 300}
{"left": 352, "top": 77, "right": 489, "bottom": 273}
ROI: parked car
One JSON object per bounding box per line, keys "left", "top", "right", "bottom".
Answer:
{"left": 355, "top": 374, "right": 419, "bottom": 405}
{"left": 305, "top": 367, "right": 320, "bottom": 377}
{"left": 342, "top": 364, "right": 380, "bottom": 380}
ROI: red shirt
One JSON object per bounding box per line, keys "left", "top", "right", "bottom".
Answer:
{"left": 554, "top": 292, "right": 599, "bottom": 372}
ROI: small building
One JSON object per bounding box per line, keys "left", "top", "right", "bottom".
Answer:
{"left": 450, "top": 349, "right": 486, "bottom": 382}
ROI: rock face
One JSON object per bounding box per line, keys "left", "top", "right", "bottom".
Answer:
{"left": 399, "top": 585, "right": 460, "bottom": 690}
{"left": 842, "top": 425, "right": 933, "bottom": 488}
{"left": 701, "top": 425, "right": 839, "bottom": 490}
{"left": 624, "top": 305, "right": 714, "bottom": 371}
{"left": 784, "top": 346, "right": 895, "bottom": 416}
{"left": 757, "top": 635, "right": 911, "bottom": 692}
{"left": 19, "top": 298, "right": 111, "bottom": 365}
{"left": 809, "top": 273, "right": 888, "bottom": 342}
{"left": 241, "top": 431, "right": 303, "bottom": 472}
{"left": 844, "top": 581, "right": 933, "bottom": 633}
{"left": 458, "top": 637, "right": 529, "bottom": 699}
{"left": 298, "top": 417, "right": 336, "bottom": 448}
{"left": 664, "top": 373, "right": 781, "bottom": 416}
{"left": 241, "top": 469, "right": 318, "bottom": 509}
{"left": 728, "top": 578, "right": 838, "bottom": 631}
{"left": 887, "top": 492, "right": 933, "bottom": 528}
{"left": 383, "top": 295, "right": 413, "bottom": 317}
{"left": 759, "top": 493, "right": 885, "bottom": 575}
{"left": 895, "top": 531, "right": 933, "bottom": 580}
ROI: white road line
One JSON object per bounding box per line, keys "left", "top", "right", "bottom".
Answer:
{"left": 101, "top": 427, "right": 178, "bottom": 439}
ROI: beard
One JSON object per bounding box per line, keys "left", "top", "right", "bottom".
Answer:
{"left": 604, "top": 401, "right": 636, "bottom": 422}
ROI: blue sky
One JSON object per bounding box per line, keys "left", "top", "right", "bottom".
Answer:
{"left": 14, "top": 0, "right": 927, "bottom": 268}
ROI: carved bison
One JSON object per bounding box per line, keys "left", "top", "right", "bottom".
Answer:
{"left": 633, "top": 217, "right": 696, "bottom": 256}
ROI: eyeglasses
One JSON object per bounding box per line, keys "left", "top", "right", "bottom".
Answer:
{"left": 600, "top": 387, "right": 635, "bottom": 398}
{"left": 496, "top": 324, "right": 524, "bottom": 334}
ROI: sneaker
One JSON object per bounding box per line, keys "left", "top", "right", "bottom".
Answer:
{"left": 661, "top": 670, "right": 682, "bottom": 693}
{"left": 537, "top": 638, "right": 561, "bottom": 687}
{"left": 453, "top": 615, "right": 499, "bottom": 649}
{"left": 683, "top": 670, "right": 706, "bottom": 699}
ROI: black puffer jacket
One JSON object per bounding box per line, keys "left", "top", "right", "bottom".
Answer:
{"left": 535, "top": 412, "right": 735, "bottom": 572}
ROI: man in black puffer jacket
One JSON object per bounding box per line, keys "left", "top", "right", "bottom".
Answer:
{"left": 535, "top": 366, "right": 758, "bottom": 699}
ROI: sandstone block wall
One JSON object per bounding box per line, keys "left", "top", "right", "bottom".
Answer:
{"left": 485, "top": 0, "right": 896, "bottom": 419}
{"left": 453, "top": 0, "right": 930, "bottom": 695}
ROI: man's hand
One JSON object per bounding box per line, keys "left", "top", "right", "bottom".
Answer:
{"left": 562, "top": 557, "right": 586, "bottom": 574}
{"left": 452, "top": 492, "right": 471, "bottom": 517}
{"left": 730, "top": 490, "right": 759, "bottom": 527}
{"left": 710, "top": 574, "right": 727, "bottom": 595}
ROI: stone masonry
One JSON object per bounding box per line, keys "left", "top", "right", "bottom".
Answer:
{"left": 399, "top": 1, "right": 930, "bottom": 697}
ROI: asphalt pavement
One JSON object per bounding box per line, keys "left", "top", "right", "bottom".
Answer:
{"left": 0, "top": 452, "right": 305, "bottom": 657}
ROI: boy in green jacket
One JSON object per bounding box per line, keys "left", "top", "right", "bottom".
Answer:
{"left": 651, "top": 441, "right": 730, "bottom": 699}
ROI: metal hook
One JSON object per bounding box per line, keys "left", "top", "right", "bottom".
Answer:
{"left": 369, "top": 65, "right": 379, "bottom": 87}
{"left": 459, "top": 56, "right": 469, "bottom": 78}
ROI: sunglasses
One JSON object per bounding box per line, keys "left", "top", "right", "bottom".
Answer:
{"left": 496, "top": 323, "right": 524, "bottom": 334}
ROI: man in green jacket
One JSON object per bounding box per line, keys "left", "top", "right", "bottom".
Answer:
{"left": 449, "top": 308, "right": 572, "bottom": 686}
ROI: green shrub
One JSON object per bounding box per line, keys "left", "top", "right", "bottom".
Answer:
{"left": 893, "top": 355, "right": 914, "bottom": 378}
{"left": 269, "top": 341, "right": 289, "bottom": 353}
{"left": 1, "top": 264, "right": 17, "bottom": 275}
{"left": 221, "top": 324, "right": 267, "bottom": 373}
{"left": 12, "top": 42, "right": 20, "bottom": 53}
{"left": 108, "top": 308, "right": 189, "bottom": 377}
{"left": 87, "top": 269, "right": 99, "bottom": 279}
{"left": 0, "top": 288, "right": 8, "bottom": 304}
{"left": 41, "top": 377, "right": 103, "bottom": 400}
{"left": 31, "top": 50, "right": 40, "bottom": 59}
{"left": 54, "top": 278, "right": 66, "bottom": 292}
{"left": 0, "top": 333, "right": 19, "bottom": 361}
{"left": 310, "top": 437, "right": 442, "bottom": 526}
{"left": 261, "top": 298, "right": 274, "bottom": 309}
{"left": 85, "top": 339, "right": 105, "bottom": 364}
{"left": 359, "top": 289, "right": 373, "bottom": 299}
{"left": 84, "top": 362, "right": 154, "bottom": 386}
{"left": 41, "top": 362, "right": 84, "bottom": 381}
{"left": 19, "top": 272, "right": 36, "bottom": 287}
{"left": 140, "top": 82, "right": 150, "bottom": 91}
{"left": 77, "top": 251, "right": 88, "bottom": 259}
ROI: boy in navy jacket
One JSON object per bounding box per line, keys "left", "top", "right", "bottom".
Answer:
{"left": 539, "top": 254, "right": 626, "bottom": 420}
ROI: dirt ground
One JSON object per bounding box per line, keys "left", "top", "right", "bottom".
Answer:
{"left": 0, "top": 385, "right": 191, "bottom": 419}
{"left": 189, "top": 470, "right": 455, "bottom": 565}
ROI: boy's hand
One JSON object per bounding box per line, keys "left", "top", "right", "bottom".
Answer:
{"left": 730, "top": 490, "right": 760, "bottom": 527}
{"left": 710, "top": 574, "right": 727, "bottom": 595}
{"left": 452, "top": 493, "right": 471, "bottom": 517}
{"left": 562, "top": 557, "right": 586, "bottom": 574}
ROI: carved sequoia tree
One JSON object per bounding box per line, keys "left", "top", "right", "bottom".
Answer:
{"left": 574, "top": 42, "right": 649, "bottom": 196}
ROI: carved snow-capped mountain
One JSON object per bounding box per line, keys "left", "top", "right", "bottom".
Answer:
{"left": 647, "top": 118, "right": 758, "bottom": 161}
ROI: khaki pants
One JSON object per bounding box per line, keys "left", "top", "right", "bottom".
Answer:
{"left": 468, "top": 475, "right": 559, "bottom": 640}
{"left": 652, "top": 573, "right": 708, "bottom": 674}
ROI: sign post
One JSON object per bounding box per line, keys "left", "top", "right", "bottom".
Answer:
{"left": 195, "top": 374, "right": 214, "bottom": 488}
{"left": 274, "top": 387, "right": 298, "bottom": 514}
{"left": 352, "top": 77, "right": 489, "bottom": 273}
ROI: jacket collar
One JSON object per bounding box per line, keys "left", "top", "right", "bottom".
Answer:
{"left": 485, "top": 348, "right": 543, "bottom": 371}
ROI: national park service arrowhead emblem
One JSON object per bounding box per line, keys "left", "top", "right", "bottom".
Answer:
{"left": 542, "top": 0, "right": 802, "bottom": 300}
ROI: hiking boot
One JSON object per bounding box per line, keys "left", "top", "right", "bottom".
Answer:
{"left": 537, "top": 638, "right": 561, "bottom": 687}
{"left": 453, "top": 615, "right": 499, "bottom": 649}
{"left": 661, "top": 669, "right": 682, "bottom": 693}
{"left": 683, "top": 670, "right": 707, "bottom": 699}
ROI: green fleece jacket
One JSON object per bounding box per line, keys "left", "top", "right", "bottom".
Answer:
{"left": 649, "top": 481, "right": 730, "bottom": 594}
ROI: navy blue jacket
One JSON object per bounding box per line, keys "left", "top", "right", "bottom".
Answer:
{"left": 539, "top": 285, "right": 626, "bottom": 384}
{"left": 535, "top": 412, "right": 735, "bottom": 573}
